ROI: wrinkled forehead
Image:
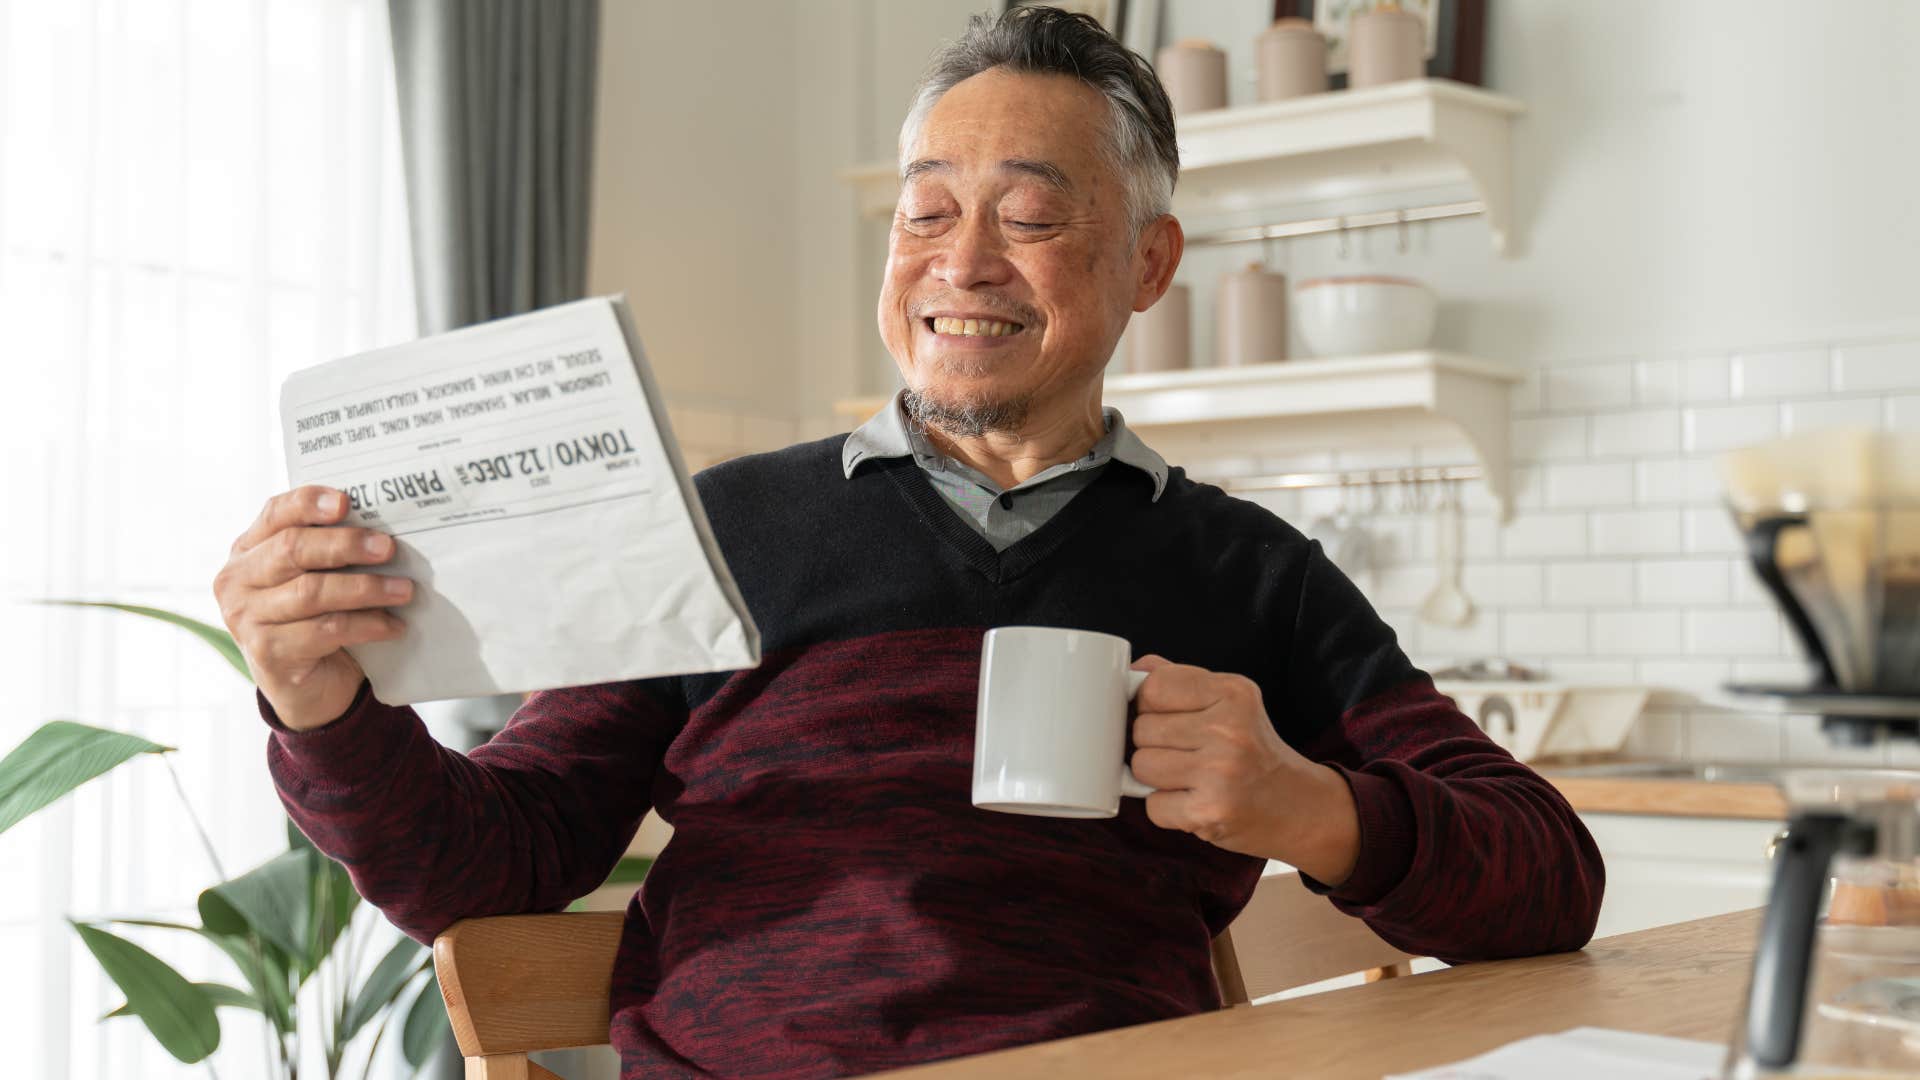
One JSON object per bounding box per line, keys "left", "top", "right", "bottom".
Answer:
{"left": 907, "top": 68, "right": 1114, "bottom": 188}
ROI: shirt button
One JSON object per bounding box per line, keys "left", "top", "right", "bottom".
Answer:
{"left": 998, "top": 493, "right": 1013, "bottom": 510}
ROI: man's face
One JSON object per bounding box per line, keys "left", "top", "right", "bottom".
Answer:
{"left": 878, "top": 67, "right": 1168, "bottom": 434}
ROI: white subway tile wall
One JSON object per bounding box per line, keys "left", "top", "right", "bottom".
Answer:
{"left": 1592, "top": 409, "right": 1681, "bottom": 457}
{"left": 1730, "top": 348, "right": 1829, "bottom": 399}
{"left": 1781, "top": 397, "right": 1883, "bottom": 433}
{"left": 1254, "top": 335, "right": 1920, "bottom": 765}
{"left": 1834, "top": 341, "right": 1920, "bottom": 393}
{"left": 1684, "top": 403, "right": 1779, "bottom": 453}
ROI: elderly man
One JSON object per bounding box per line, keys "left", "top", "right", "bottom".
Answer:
{"left": 214, "top": 8, "right": 1601, "bottom": 1078}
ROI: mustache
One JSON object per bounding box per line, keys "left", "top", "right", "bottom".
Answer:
{"left": 908, "top": 295, "right": 1036, "bottom": 325}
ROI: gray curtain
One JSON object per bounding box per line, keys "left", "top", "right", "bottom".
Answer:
{"left": 389, "top": 0, "right": 600, "bottom": 334}
{"left": 385, "top": 4, "right": 603, "bottom": 1077}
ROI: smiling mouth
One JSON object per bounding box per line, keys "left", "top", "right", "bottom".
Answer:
{"left": 925, "top": 316, "right": 1024, "bottom": 338}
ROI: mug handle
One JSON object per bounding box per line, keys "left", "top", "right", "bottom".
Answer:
{"left": 1120, "top": 669, "right": 1155, "bottom": 799}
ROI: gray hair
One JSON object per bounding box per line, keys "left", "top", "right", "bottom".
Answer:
{"left": 898, "top": 5, "right": 1179, "bottom": 240}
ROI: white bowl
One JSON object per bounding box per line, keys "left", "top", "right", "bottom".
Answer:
{"left": 1294, "top": 275, "right": 1437, "bottom": 357}
{"left": 1434, "top": 681, "right": 1651, "bottom": 763}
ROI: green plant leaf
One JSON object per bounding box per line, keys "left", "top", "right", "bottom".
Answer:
{"left": 36, "top": 600, "right": 251, "bottom": 681}
{"left": 201, "top": 929, "right": 294, "bottom": 1034}
{"left": 0, "top": 720, "right": 173, "bottom": 836}
{"left": 305, "top": 848, "right": 360, "bottom": 977}
{"left": 102, "top": 916, "right": 202, "bottom": 933}
{"left": 201, "top": 844, "right": 361, "bottom": 986}
{"left": 71, "top": 922, "right": 221, "bottom": 1063}
{"left": 603, "top": 855, "right": 653, "bottom": 886}
{"left": 402, "top": 971, "right": 450, "bottom": 1069}
{"left": 199, "top": 849, "right": 313, "bottom": 959}
{"left": 105, "top": 981, "right": 257, "bottom": 1020}
{"left": 342, "top": 938, "right": 426, "bottom": 1043}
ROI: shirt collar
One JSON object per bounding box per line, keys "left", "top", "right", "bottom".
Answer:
{"left": 841, "top": 389, "right": 1169, "bottom": 501}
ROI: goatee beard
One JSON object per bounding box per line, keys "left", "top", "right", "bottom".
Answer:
{"left": 902, "top": 387, "right": 1032, "bottom": 439}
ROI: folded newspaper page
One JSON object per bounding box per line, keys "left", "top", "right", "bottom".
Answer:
{"left": 278, "top": 296, "right": 761, "bottom": 705}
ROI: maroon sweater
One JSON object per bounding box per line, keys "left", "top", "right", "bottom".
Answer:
{"left": 264, "top": 438, "right": 1604, "bottom": 1078}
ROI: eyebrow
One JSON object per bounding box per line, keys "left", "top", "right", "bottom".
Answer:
{"left": 901, "top": 157, "right": 1075, "bottom": 193}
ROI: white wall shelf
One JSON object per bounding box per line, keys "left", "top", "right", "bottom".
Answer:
{"left": 834, "top": 350, "right": 1525, "bottom": 521}
{"left": 839, "top": 78, "right": 1526, "bottom": 253}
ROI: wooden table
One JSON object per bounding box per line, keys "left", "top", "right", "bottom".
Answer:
{"left": 869, "top": 909, "right": 1761, "bottom": 1079}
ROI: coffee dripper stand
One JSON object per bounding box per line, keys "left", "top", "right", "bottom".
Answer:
{"left": 1722, "top": 506, "right": 1920, "bottom": 1077}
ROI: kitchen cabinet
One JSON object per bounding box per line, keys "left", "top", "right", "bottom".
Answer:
{"left": 1581, "top": 811, "right": 1778, "bottom": 940}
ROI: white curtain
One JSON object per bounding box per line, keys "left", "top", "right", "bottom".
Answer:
{"left": 0, "top": 0, "right": 417, "bottom": 1076}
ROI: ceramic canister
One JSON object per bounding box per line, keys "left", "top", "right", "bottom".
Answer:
{"left": 1348, "top": 6, "right": 1426, "bottom": 89}
{"left": 1216, "top": 263, "right": 1288, "bottom": 367}
{"left": 1155, "top": 38, "right": 1228, "bottom": 114}
{"left": 1255, "top": 17, "right": 1328, "bottom": 102}
{"left": 1128, "top": 283, "right": 1191, "bottom": 373}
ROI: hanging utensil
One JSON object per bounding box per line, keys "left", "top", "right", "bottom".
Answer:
{"left": 1420, "top": 480, "right": 1475, "bottom": 627}
{"left": 1330, "top": 477, "right": 1373, "bottom": 574}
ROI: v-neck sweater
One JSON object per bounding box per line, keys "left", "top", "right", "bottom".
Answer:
{"left": 261, "top": 434, "right": 1604, "bottom": 1080}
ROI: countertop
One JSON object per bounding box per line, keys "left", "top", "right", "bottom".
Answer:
{"left": 869, "top": 908, "right": 1762, "bottom": 1079}
{"left": 1543, "top": 766, "right": 1787, "bottom": 820}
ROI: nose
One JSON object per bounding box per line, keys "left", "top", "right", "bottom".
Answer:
{"left": 929, "top": 213, "right": 1013, "bottom": 291}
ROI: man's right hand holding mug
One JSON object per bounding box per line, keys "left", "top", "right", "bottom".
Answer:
{"left": 213, "top": 485, "right": 413, "bottom": 731}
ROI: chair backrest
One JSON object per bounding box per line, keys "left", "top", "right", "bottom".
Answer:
{"left": 1209, "top": 869, "right": 1416, "bottom": 1006}
{"left": 433, "top": 871, "right": 1416, "bottom": 1074}
{"left": 433, "top": 911, "right": 624, "bottom": 1079}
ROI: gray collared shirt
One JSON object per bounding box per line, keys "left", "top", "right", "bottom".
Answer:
{"left": 842, "top": 390, "right": 1169, "bottom": 551}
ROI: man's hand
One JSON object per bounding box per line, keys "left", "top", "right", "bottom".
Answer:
{"left": 213, "top": 486, "right": 412, "bottom": 731}
{"left": 1128, "top": 654, "right": 1361, "bottom": 887}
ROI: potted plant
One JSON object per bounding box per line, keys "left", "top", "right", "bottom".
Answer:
{"left": 4, "top": 602, "right": 448, "bottom": 1078}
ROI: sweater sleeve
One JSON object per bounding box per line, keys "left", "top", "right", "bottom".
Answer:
{"left": 1283, "top": 542, "right": 1605, "bottom": 964}
{"left": 261, "top": 677, "right": 682, "bottom": 945}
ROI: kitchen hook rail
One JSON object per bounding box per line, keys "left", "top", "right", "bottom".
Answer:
{"left": 1215, "top": 464, "right": 1484, "bottom": 495}
{"left": 1183, "top": 200, "right": 1484, "bottom": 250}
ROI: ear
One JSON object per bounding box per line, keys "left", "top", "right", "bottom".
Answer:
{"left": 1130, "top": 215, "right": 1185, "bottom": 314}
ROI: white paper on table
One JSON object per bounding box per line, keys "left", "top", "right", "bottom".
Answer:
{"left": 1386, "top": 1026, "right": 1724, "bottom": 1080}
{"left": 278, "top": 296, "right": 760, "bottom": 705}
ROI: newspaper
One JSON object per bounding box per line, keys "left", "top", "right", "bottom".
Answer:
{"left": 278, "top": 296, "right": 761, "bottom": 705}
{"left": 1387, "top": 1027, "right": 1722, "bottom": 1080}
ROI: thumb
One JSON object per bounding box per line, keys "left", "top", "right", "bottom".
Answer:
{"left": 1131, "top": 653, "right": 1172, "bottom": 673}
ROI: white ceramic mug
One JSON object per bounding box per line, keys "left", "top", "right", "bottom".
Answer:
{"left": 972, "top": 626, "right": 1155, "bottom": 818}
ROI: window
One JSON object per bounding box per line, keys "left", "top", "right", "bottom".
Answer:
{"left": 1, "top": 0, "right": 415, "bottom": 1074}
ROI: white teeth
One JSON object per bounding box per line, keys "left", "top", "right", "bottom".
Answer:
{"left": 931, "top": 316, "right": 1019, "bottom": 337}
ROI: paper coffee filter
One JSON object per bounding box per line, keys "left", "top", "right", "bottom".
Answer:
{"left": 1719, "top": 443, "right": 1776, "bottom": 512}
{"left": 1718, "top": 429, "right": 1909, "bottom": 510}
{"left": 1790, "top": 429, "right": 1876, "bottom": 506}
{"left": 1887, "top": 433, "right": 1920, "bottom": 501}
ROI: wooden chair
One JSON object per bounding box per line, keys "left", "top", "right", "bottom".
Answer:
{"left": 433, "top": 870, "right": 1415, "bottom": 1077}
{"left": 1209, "top": 869, "right": 1416, "bottom": 1006}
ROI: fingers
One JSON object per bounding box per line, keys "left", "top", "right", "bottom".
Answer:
{"left": 232, "top": 486, "right": 351, "bottom": 556}
{"left": 1129, "top": 746, "right": 1196, "bottom": 790}
{"left": 1132, "top": 709, "right": 1209, "bottom": 751}
{"left": 1135, "top": 663, "right": 1262, "bottom": 716}
{"left": 235, "top": 525, "right": 397, "bottom": 589}
{"left": 1143, "top": 789, "right": 1201, "bottom": 835}
{"left": 256, "top": 610, "right": 406, "bottom": 670}
{"left": 1144, "top": 785, "right": 1244, "bottom": 846}
{"left": 250, "top": 571, "right": 414, "bottom": 625}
